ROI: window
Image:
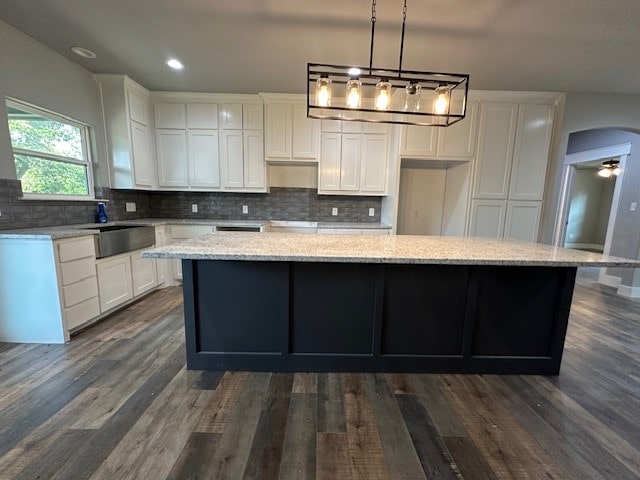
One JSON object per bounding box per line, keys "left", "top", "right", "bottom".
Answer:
{"left": 6, "top": 99, "right": 93, "bottom": 199}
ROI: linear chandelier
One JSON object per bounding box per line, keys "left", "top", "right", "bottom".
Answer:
{"left": 307, "top": 0, "right": 469, "bottom": 127}
{"left": 597, "top": 159, "right": 621, "bottom": 178}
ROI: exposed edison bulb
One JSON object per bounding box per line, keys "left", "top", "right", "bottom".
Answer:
{"left": 433, "top": 86, "right": 450, "bottom": 115}
{"left": 612, "top": 166, "right": 621, "bottom": 176}
{"left": 315, "top": 77, "right": 332, "bottom": 107}
{"left": 404, "top": 82, "right": 422, "bottom": 111}
{"left": 597, "top": 168, "right": 612, "bottom": 178}
{"left": 346, "top": 78, "right": 362, "bottom": 108}
{"left": 375, "top": 80, "right": 392, "bottom": 110}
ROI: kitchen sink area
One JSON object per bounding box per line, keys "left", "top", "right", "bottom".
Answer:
{"left": 91, "top": 224, "right": 156, "bottom": 259}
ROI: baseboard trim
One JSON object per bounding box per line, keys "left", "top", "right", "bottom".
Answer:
{"left": 600, "top": 274, "right": 621, "bottom": 288}
{"left": 617, "top": 284, "right": 640, "bottom": 298}
{"left": 565, "top": 242, "right": 604, "bottom": 251}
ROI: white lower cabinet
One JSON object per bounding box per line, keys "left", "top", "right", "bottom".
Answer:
{"left": 469, "top": 199, "right": 507, "bottom": 238}
{"left": 97, "top": 255, "right": 134, "bottom": 312}
{"left": 504, "top": 201, "right": 542, "bottom": 242}
{"left": 131, "top": 250, "right": 158, "bottom": 296}
{"left": 169, "top": 225, "right": 216, "bottom": 281}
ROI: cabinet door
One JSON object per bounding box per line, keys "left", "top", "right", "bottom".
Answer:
{"left": 505, "top": 201, "right": 542, "bottom": 242}
{"left": 321, "top": 118, "right": 342, "bottom": 133}
{"left": 340, "top": 134, "right": 361, "bottom": 191}
{"left": 154, "top": 227, "right": 167, "bottom": 285}
{"left": 319, "top": 133, "right": 341, "bottom": 191}
{"left": 473, "top": 102, "right": 518, "bottom": 199}
{"left": 469, "top": 199, "right": 507, "bottom": 238}
{"left": 127, "top": 88, "right": 148, "bottom": 125}
{"left": 188, "top": 130, "right": 220, "bottom": 188}
{"left": 187, "top": 103, "right": 218, "bottom": 129}
{"left": 400, "top": 125, "right": 437, "bottom": 157}
{"left": 265, "top": 104, "right": 292, "bottom": 159}
{"left": 97, "top": 255, "right": 133, "bottom": 312}
{"left": 436, "top": 100, "right": 479, "bottom": 158}
{"left": 131, "top": 251, "right": 158, "bottom": 296}
{"left": 220, "top": 104, "right": 243, "bottom": 129}
{"left": 292, "top": 104, "right": 318, "bottom": 159}
{"left": 363, "top": 122, "right": 389, "bottom": 135}
{"left": 156, "top": 129, "right": 188, "bottom": 187}
{"left": 220, "top": 130, "right": 244, "bottom": 188}
{"left": 509, "top": 104, "right": 554, "bottom": 201}
{"left": 130, "top": 121, "right": 152, "bottom": 187}
{"left": 243, "top": 131, "right": 265, "bottom": 189}
{"left": 173, "top": 259, "right": 183, "bottom": 281}
{"left": 342, "top": 118, "right": 362, "bottom": 133}
{"left": 360, "top": 134, "right": 388, "bottom": 193}
{"left": 154, "top": 103, "right": 186, "bottom": 129}
{"left": 243, "top": 104, "right": 264, "bottom": 130}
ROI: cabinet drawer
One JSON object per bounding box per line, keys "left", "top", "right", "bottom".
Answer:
{"left": 57, "top": 237, "right": 95, "bottom": 262}
{"left": 65, "top": 296, "right": 100, "bottom": 330}
{"left": 60, "top": 257, "right": 97, "bottom": 285}
{"left": 62, "top": 276, "right": 99, "bottom": 308}
{"left": 170, "top": 225, "right": 215, "bottom": 239}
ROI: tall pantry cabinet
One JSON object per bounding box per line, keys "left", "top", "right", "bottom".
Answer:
{"left": 468, "top": 97, "right": 556, "bottom": 242}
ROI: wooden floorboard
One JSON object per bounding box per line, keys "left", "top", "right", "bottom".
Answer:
{"left": 0, "top": 276, "right": 638, "bottom": 479}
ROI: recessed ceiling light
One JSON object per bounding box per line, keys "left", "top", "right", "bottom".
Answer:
{"left": 166, "top": 58, "right": 184, "bottom": 70}
{"left": 70, "top": 46, "right": 97, "bottom": 59}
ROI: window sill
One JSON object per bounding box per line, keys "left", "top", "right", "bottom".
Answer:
{"left": 18, "top": 196, "right": 109, "bottom": 202}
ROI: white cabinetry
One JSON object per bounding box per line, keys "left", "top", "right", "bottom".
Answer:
{"left": 96, "top": 74, "right": 156, "bottom": 189}
{"left": 131, "top": 249, "right": 158, "bottom": 297}
{"left": 97, "top": 255, "right": 133, "bottom": 312}
{"left": 153, "top": 95, "right": 265, "bottom": 192}
{"left": 318, "top": 119, "right": 389, "bottom": 196}
{"left": 261, "top": 94, "right": 319, "bottom": 162}
{"left": 399, "top": 100, "right": 479, "bottom": 159}
{"left": 468, "top": 96, "right": 555, "bottom": 242}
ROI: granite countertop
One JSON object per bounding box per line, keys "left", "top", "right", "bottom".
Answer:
{"left": 141, "top": 232, "right": 640, "bottom": 267}
{"left": 0, "top": 219, "right": 391, "bottom": 239}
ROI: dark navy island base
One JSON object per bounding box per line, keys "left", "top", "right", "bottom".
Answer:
{"left": 181, "top": 259, "right": 577, "bottom": 375}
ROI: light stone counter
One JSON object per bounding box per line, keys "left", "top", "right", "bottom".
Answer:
{"left": 142, "top": 232, "right": 640, "bottom": 267}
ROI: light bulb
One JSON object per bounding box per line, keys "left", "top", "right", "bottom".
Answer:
{"left": 598, "top": 168, "right": 612, "bottom": 178}
{"left": 612, "top": 167, "right": 621, "bottom": 176}
{"left": 315, "top": 77, "right": 332, "bottom": 107}
{"left": 404, "top": 83, "right": 421, "bottom": 111}
{"left": 433, "top": 86, "right": 450, "bottom": 115}
{"left": 375, "top": 80, "right": 392, "bottom": 110}
{"left": 346, "top": 78, "right": 362, "bottom": 109}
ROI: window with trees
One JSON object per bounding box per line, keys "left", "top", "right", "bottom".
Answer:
{"left": 6, "top": 99, "right": 93, "bottom": 198}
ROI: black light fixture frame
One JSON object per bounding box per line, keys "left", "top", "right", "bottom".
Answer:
{"left": 306, "top": 0, "right": 470, "bottom": 127}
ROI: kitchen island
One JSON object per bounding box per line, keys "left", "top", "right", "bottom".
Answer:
{"left": 143, "top": 233, "right": 639, "bottom": 374}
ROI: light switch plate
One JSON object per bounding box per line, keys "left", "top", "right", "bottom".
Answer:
{"left": 368, "top": 208, "right": 375, "bottom": 217}
{"left": 192, "top": 204, "right": 198, "bottom": 213}
{"left": 242, "top": 205, "right": 248, "bottom": 214}
{"left": 125, "top": 202, "right": 136, "bottom": 212}
{"left": 331, "top": 207, "right": 338, "bottom": 216}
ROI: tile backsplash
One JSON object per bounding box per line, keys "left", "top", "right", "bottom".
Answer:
{"left": 0, "top": 179, "right": 382, "bottom": 230}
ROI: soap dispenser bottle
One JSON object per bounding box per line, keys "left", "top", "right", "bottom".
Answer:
{"left": 96, "top": 202, "right": 108, "bottom": 223}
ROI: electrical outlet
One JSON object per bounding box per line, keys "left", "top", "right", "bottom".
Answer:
{"left": 331, "top": 207, "right": 338, "bottom": 216}
{"left": 125, "top": 202, "right": 136, "bottom": 212}
{"left": 191, "top": 204, "right": 198, "bottom": 213}
{"left": 242, "top": 205, "right": 248, "bottom": 214}
{"left": 368, "top": 208, "right": 375, "bottom": 217}
{"left": 631, "top": 202, "right": 637, "bottom": 212}
{"left": 412, "top": 209, "right": 419, "bottom": 218}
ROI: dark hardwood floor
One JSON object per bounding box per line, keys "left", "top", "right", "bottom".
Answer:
{"left": 1, "top": 270, "right": 639, "bottom": 479}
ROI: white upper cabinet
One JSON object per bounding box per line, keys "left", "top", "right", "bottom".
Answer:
{"left": 96, "top": 74, "right": 156, "bottom": 190}
{"left": 319, "top": 133, "right": 341, "bottom": 191}
{"left": 473, "top": 102, "right": 518, "bottom": 199}
{"left": 156, "top": 129, "right": 188, "bottom": 187}
{"left": 262, "top": 95, "right": 319, "bottom": 162}
{"left": 340, "top": 134, "right": 361, "bottom": 191}
{"left": 291, "top": 104, "right": 318, "bottom": 159}
{"left": 186, "top": 104, "right": 218, "bottom": 129}
{"left": 220, "top": 130, "right": 245, "bottom": 188}
{"left": 265, "top": 104, "right": 292, "bottom": 158}
{"left": 243, "top": 131, "right": 265, "bottom": 189}
{"left": 220, "top": 104, "right": 243, "bottom": 129}
{"left": 154, "top": 103, "right": 186, "bottom": 129}
{"left": 243, "top": 104, "right": 264, "bottom": 130}
{"left": 360, "top": 134, "right": 388, "bottom": 193}
{"left": 508, "top": 104, "right": 555, "bottom": 201}
{"left": 188, "top": 130, "right": 220, "bottom": 188}
{"left": 399, "top": 100, "right": 479, "bottom": 159}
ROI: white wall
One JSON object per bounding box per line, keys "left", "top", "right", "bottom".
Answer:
{"left": 0, "top": 19, "right": 108, "bottom": 185}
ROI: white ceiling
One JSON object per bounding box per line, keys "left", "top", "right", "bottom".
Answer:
{"left": 2, "top": 0, "right": 640, "bottom": 95}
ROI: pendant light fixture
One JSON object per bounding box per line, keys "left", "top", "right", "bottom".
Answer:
{"left": 597, "top": 159, "right": 621, "bottom": 178}
{"left": 307, "top": 0, "right": 469, "bottom": 127}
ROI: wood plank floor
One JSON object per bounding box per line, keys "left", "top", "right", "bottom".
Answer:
{"left": 1, "top": 271, "right": 639, "bottom": 479}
